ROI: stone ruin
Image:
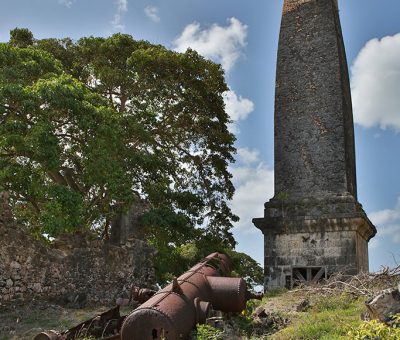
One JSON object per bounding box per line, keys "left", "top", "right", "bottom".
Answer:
{"left": 254, "top": 0, "right": 376, "bottom": 289}
{"left": 0, "top": 192, "right": 155, "bottom": 307}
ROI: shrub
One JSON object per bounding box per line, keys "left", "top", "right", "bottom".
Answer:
{"left": 347, "top": 314, "right": 400, "bottom": 340}
{"left": 192, "top": 323, "right": 224, "bottom": 340}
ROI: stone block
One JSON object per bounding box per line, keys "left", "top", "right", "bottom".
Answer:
{"left": 10, "top": 261, "right": 21, "bottom": 270}
{"left": 366, "top": 288, "right": 400, "bottom": 322}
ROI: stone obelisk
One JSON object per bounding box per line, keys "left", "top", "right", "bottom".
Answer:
{"left": 253, "top": 0, "right": 376, "bottom": 289}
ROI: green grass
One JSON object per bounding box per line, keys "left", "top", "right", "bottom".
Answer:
{"left": 192, "top": 323, "right": 224, "bottom": 340}
{"left": 264, "top": 288, "right": 288, "bottom": 298}
{"left": 1, "top": 287, "right": 396, "bottom": 340}
{"left": 270, "top": 294, "right": 365, "bottom": 340}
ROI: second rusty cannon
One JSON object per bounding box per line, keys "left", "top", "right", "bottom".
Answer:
{"left": 121, "top": 252, "right": 262, "bottom": 340}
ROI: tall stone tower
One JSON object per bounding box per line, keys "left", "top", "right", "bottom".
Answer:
{"left": 253, "top": 0, "right": 376, "bottom": 289}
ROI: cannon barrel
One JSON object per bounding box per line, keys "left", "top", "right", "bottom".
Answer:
{"left": 121, "top": 252, "right": 261, "bottom": 340}
{"left": 34, "top": 252, "right": 262, "bottom": 340}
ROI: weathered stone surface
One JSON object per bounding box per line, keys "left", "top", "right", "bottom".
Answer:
{"left": 10, "top": 261, "right": 20, "bottom": 269}
{"left": 253, "top": 0, "right": 376, "bottom": 289}
{"left": 366, "top": 288, "right": 400, "bottom": 322}
{"left": 275, "top": 0, "right": 355, "bottom": 199}
{"left": 109, "top": 200, "right": 149, "bottom": 245}
{"left": 0, "top": 193, "right": 155, "bottom": 306}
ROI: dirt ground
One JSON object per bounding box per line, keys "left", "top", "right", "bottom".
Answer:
{"left": 0, "top": 300, "right": 133, "bottom": 340}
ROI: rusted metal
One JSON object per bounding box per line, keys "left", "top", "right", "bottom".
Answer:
{"left": 120, "top": 252, "right": 263, "bottom": 340}
{"left": 207, "top": 276, "right": 248, "bottom": 312}
{"left": 130, "top": 286, "right": 156, "bottom": 304}
{"left": 34, "top": 330, "right": 63, "bottom": 340}
{"left": 35, "top": 252, "right": 262, "bottom": 340}
{"left": 63, "top": 306, "right": 122, "bottom": 339}
{"left": 34, "top": 306, "right": 124, "bottom": 340}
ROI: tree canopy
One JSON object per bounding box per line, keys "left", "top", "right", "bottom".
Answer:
{"left": 0, "top": 29, "right": 262, "bottom": 285}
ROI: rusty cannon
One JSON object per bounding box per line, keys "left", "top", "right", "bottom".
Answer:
{"left": 34, "top": 252, "right": 262, "bottom": 340}
{"left": 120, "top": 252, "right": 262, "bottom": 340}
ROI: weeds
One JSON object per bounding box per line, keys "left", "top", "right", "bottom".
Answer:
{"left": 192, "top": 323, "right": 224, "bottom": 340}
{"left": 264, "top": 288, "right": 288, "bottom": 298}
{"left": 271, "top": 294, "right": 365, "bottom": 340}
{"left": 347, "top": 313, "right": 400, "bottom": 340}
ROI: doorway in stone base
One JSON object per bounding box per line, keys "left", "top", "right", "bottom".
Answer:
{"left": 290, "top": 266, "right": 327, "bottom": 288}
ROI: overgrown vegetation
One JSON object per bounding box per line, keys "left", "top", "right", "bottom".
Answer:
{"left": 347, "top": 314, "right": 400, "bottom": 339}
{"left": 192, "top": 323, "right": 224, "bottom": 340}
{"left": 269, "top": 268, "right": 400, "bottom": 340}
{"left": 192, "top": 269, "right": 400, "bottom": 339}
{"left": 1, "top": 270, "right": 399, "bottom": 339}
{"left": 0, "top": 28, "right": 263, "bottom": 286}
{"left": 271, "top": 294, "right": 365, "bottom": 340}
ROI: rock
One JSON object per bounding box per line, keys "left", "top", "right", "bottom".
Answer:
{"left": 33, "top": 282, "right": 41, "bottom": 292}
{"left": 296, "top": 299, "right": 310, "bottom": 312}
{"left": 11, "top": 273, "right": 21, "bottom": 280}
{"left": 1, "top": 211, "right": 156, "bottom": 305}
{"left": 254, "top": 306, "right": 268, "bottom": 318}
{"left": 366, "top": 288, "right": 400, "bottom": 322}
{"left": 10, "top": 261, "right": 21, "bottom": 270}
{"left": 60, "top": 292, "right": 87, "bottom": 308}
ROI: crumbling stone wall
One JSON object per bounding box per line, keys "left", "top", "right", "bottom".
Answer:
{"left": 0, "top": 193, "right": 155, "bottom": 307}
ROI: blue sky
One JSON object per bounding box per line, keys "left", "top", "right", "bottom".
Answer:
{"left": 1, "top": 0, "right": 399, "bottom": 271}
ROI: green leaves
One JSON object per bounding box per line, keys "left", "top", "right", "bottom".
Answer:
{"left": 29, "top": 122, "right": 62, "bottom": 170}
{"left": 1, "top": 43, "right": 115, "bottom": 235}
{"left": 39, "top": 185, "right": 84, "bottom": 236}
{"left": 0, "top": 43, "right": 61, "bottom": 84}
{"left": 0, "top": 29, "right": 250, "bottom": 283}
{"left": 9, "top": 28, "right": 34, "bottom": 48}
{"left": 347, "top": 314, "right": 400, "bottom": 340}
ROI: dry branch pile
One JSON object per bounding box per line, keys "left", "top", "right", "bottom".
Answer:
{"left": 290, "top": 265, "right": 400, "bottom": 298}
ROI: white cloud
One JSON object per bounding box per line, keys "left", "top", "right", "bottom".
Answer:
{"left": 223, "top": 89, "right": 254, "bottom": 122}
{"left": 173, "top": 17, "right": 248, "bottom": 72}
{"left": 58, "top": 0, "right": 76, "bottom": 7}
{"left": 369, "top": 198, "right": 400, "bottom": 225}
{"left": 351, "top": 33, "right": 400, "bottom": 131}
{"left": 144, "top": 5, "right": 160, "bottom": 23}
{"left": 111, "top": 0, "right": 128, "bottom": 31}
{"left": 223, "top": 89, "right": 254, "bottom": 133}
{"left": 174, "top": 19, "right": 252, "bottom": 130}
{"left": 369, "top": 198, "right": 400, "bottom": 245}
{"left": 237, "top": 147, "right": 260, "bottom": 165}
{"left": 229, "top": 149, "right": 274, "bottom": 232}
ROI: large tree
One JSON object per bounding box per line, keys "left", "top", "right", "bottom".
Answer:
{"left": 0, "top": 29, "right": 262, "bottom": 285}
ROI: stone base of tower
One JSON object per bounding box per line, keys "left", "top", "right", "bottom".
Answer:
{"left": 253, "top": 194, "right": 376, "bottom": 289}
